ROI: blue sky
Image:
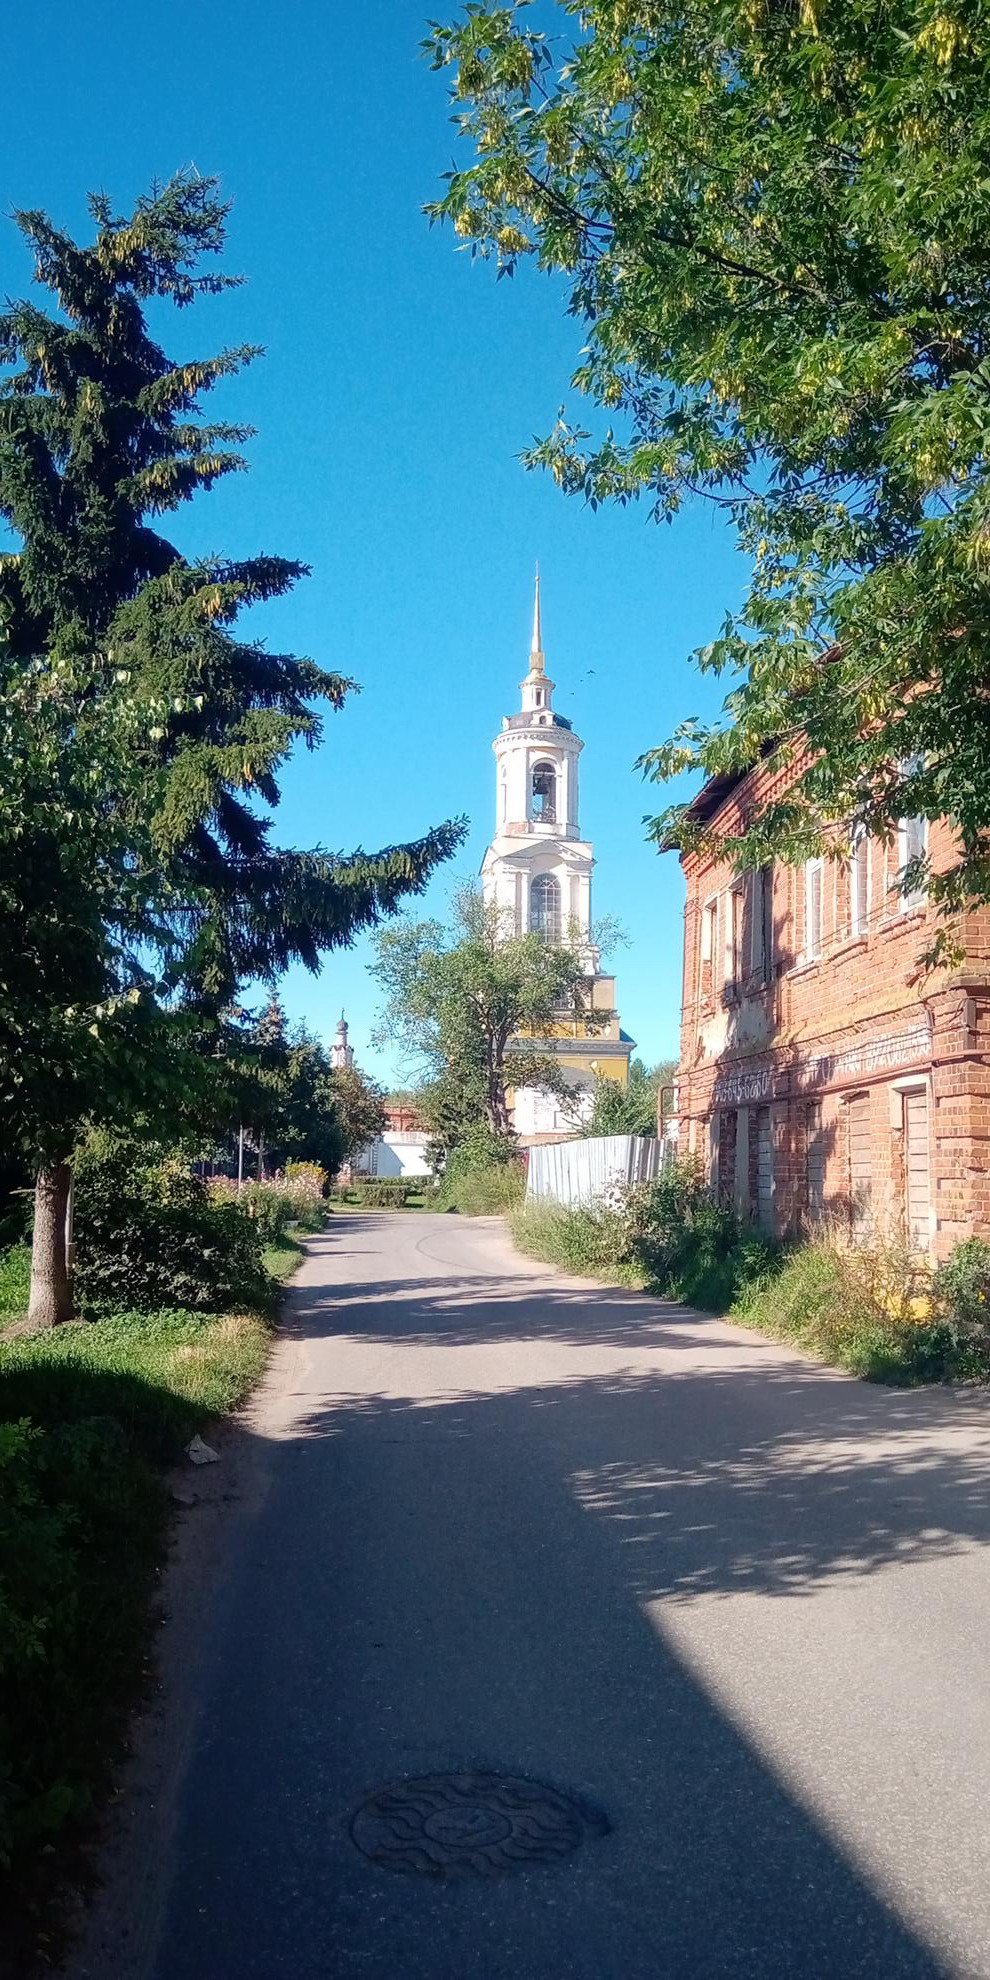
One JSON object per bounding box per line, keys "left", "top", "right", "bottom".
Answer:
{"left": 5, "top": 0, "right": 747, "bottom": 1085}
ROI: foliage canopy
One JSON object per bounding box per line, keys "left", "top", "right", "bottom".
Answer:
{"left": 428, "top": 1, "right": 990, "bottom": 927}
{"left": 371, "top": 885, "right": 608, "bottom": 1147}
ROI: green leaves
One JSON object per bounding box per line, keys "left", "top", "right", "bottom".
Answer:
{"left": 427, "top": 0, "right": 990, "bottom": 906}
{"left": 371, "top": 884, "right": 599, "bottom": 1147}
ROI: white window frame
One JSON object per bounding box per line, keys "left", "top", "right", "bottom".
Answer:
{"left": 896, "top": 813, "right": 928, "bottom": 910}
{"left": 699, "top": 894, "right": 718, "bottom": 1001}
{"left": 530, "top": 871, "right": 561, "bottom": 942}
{"left": 804, "top": 856, "right": 823, "bottom": 961}
{"left": 724, "top": 885, "right": 743, "bottom": 995}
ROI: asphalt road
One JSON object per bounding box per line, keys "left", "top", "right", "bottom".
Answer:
{"left": 106, "top": 1213, "right": 990, "bottom": 1977}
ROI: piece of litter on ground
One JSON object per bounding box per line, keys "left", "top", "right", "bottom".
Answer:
{"left": 170, "top": 1485, "right": 198, "bottom": 1506}
{"left": 185, "top": 1434, "right": 220, "bottom": 1466}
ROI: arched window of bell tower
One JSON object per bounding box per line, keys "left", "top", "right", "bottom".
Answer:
{"left": 530, "top": 872, "right": 561, "bottom": 942}
{"left": 531, "top": 760, "right": 557, "bottom": 823}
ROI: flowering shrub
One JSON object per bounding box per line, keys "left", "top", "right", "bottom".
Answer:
{"left": 207, "top": 1168, "right": 327, "bottom": 1239}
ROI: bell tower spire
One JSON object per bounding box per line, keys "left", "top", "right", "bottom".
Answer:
{"left": 520, "top": 563, "right": 554, "bottom": 715}
{"left": 530, "top": 563, "right": 544, "bottom": 672}
{"left": 480, "top": 569, "right": 634, "bottom": 1137}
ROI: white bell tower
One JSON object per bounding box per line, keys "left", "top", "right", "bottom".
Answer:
{"left": 481, "top": 569, "right": 597, "bottom": 968}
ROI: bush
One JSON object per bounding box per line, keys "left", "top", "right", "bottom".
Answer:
{"left": 214, "top": 1178, "right": 291, "bottom": 1244}
{"left": 209, "top": 1169, "right": 328, "bottom": 1239}
{"left": 353, "top": 1179, "right": 413, "bottom": 1208}
{"left": 731, "top": 1231, "right": 962, "bottom": 1383}
{"left": 934, "top": 1238, "right": 990, "bottom": 1361}
{"left": 511, "top": 1200, "right": 646, "bottom": 1284}
{"left": 511, "top": 1159, "right": 779, "bottom": 1310}
{"left": 283, "top": 1162, "right": 328, "bottom": 1231}
{"left": 0, "top": 1411, "right": 164, "bottom": 1872}
{"left": 438, "top": 1143, "right": 525, "bottom": 1216}
{"left": 75, "top": 1136, "right": 267, "bottom": 1317}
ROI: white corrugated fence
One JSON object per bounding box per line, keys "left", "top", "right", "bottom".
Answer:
{"left": 525, "top": 1134, "right": 663, "bottom": 1210}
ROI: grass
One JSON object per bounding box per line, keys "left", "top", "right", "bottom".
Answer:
{"left": 730, "top": 1237, "right": 973, "bottom": 1384}
{"left": 511, "top": 1195, "right": 984, "bottom": 1387}
{"left": 0, "top": 1248, "right": 287, "bottom": 1962}
{"left": 0, "top": 1241, "right": 30, "bottom": 1315}
{"left": 262, "top": 1232, "right": 306, "bottom": 1280}
{"left": 509, "top": 1201, "right": 647, "bottom": 1288}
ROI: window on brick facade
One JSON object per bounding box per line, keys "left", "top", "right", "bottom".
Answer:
{"left": 804, "top": 857, "right": 823, "bottom": 960}
{"left": 806, "top": 1100, "right": 825, "bottom": 1222}
{"left": 750, "top": 865, "right": 774, "bottom": 980}
{"left": 850, "top": 826, "right": 869, "bottom": 936}
{"left": 896, "top": 755, "right": 928, "bottom": 909}
{"left": 901, "top": 1086, "right": 930, "bottom": 1249}
{"left": 715, "top": 1108, "right": 737, "bottom": 1203}
{"left": 699, "top": 896, "right": 717, "bottom": 1002}
{"left": 724, "top": 887, "right": 743, "bottom": 995}
{"left": 897, "top": 813, "right": 928, "bottom": 908}
{"left": 755, "top": 1106, "right": 774, "bottom": 1233}
{"left": 847, "top": 1091, "right": 872, "bottom": 1241}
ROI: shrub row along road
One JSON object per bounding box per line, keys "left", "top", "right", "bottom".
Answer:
{"left": 77, "top": 1213, "right": 990, "bottom": 1978}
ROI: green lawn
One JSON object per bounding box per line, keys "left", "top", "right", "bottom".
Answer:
{"left": 262, "top": 1232, "right": 307, "bottom": 1280}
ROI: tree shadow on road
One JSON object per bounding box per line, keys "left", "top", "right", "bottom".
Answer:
{"left": 141, "top": 1230, "right": 990, "bottom": 1978}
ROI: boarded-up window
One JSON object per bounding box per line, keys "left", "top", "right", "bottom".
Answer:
{"left": 902, "top": 1087, "right": 930, "bottom": 1249}
{"left": 755, "top": 1106, "right": 774, "bottom": 1232}
{"left": 751, "top": 866, "right": 774, "bottom": 981}
{"left": 805, "top": 858, "right": 823, "bottom": 959}
{"left": 847, "top": 1092, "right": 872, "bottom": 1239}
{"left": 716, "top": 1109, "right": 737, "bottom": 1204}
{"left": 806, "top": 1100, "right": 825, "bottom": 1221}
{"left": 700, "top": 897, "right": 717, "bottom": 1002}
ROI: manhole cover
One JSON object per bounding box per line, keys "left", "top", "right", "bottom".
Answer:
{"left": 351, "top": 1771, "right": 602, "bottom": 1879}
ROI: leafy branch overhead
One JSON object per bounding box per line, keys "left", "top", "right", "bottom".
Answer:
{"left": 427, "top": 1, "right": 990, "bottom": 918}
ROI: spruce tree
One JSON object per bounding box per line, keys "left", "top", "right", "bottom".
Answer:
{"left": 0, "top": 176, "right": 461, "bottom": 1322}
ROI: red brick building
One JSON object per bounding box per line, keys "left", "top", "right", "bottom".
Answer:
{"left": 674, "top": 752, "right": 990, "bottom": 1259}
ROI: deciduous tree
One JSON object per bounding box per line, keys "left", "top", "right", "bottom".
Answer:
{"left": 371, "top": 886, "right": 607, "bottom": 1152}
{"left": 582, "top": 1058, "right": 677, "bottom": 1139}
{"left": 427, "top": 2, "right": 990, "bottom": 926}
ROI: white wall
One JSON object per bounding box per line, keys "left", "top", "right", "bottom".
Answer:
{"left": 512, "top": 1074, "right": 594, "bottom": 1138}
{"left": 357, "top": 1131, "right": 432, "bottom": 1179}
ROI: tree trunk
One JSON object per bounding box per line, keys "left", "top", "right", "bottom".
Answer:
{"left": 28, "top": 1161, "right": 74, "bottom": 1327}
{"left": 487, "top": 1045, "right": 511, "bottom": 1139}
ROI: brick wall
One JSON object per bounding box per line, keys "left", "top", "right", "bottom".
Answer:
{"left": 675, "top": 759, "right": 990, "bottom": 1259}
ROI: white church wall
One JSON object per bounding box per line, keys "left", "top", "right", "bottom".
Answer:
{"left": 512, "top": 1073, "right": 594, "bottom": 1139}
{"left": 356, "top": 1131, "right": 432, "bottom": 1179}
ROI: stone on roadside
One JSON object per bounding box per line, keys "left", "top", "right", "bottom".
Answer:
{"left": 185, "top": 1434, "right": 220, "bottom": 1466}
